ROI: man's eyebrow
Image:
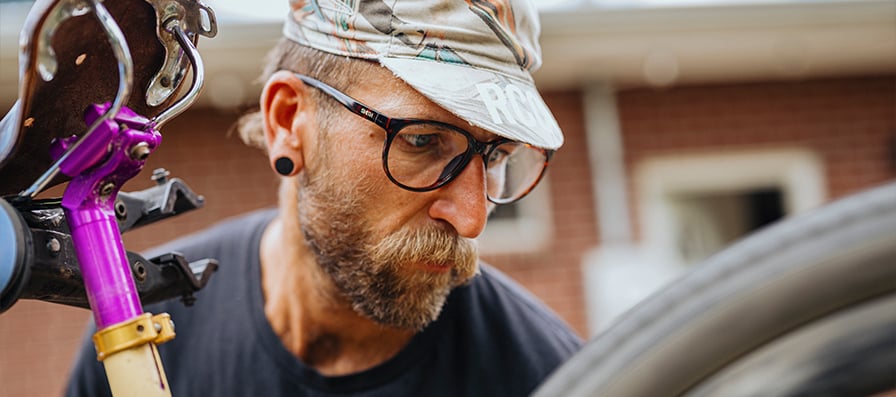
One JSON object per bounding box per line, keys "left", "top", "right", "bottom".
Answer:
{"left": 470, "top": 127, "right": 503, "bottom": 142}
{"left": 383, "top": 96, "right": 507, "bottom": 142}
{"left": 452, "top": 121, "right": 502, "bottom": 142}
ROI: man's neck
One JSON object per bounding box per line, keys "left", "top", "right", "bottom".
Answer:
{"left": 258, "top": 183, "right": 414, "bottom": 376}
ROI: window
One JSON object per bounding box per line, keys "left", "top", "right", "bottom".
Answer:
{"left": 638, "top": 147, "right": 827, "bottom": 267}
{"left": 585, "top": 147, "right": 827, "bottom": 333}
{"left": 669, "top": 187, "right": 784, "bottom": 265}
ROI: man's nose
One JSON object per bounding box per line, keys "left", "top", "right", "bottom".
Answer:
{"left": 427, "top": 156, "right": 489, "bottom": 239}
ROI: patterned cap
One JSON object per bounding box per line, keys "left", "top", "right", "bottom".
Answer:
{"left": 284, "top": 0, "right": 563, "bottom": 149}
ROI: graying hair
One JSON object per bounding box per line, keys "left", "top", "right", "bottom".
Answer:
{"left": 234, "top": 38, "right": 378, "bottom": 152}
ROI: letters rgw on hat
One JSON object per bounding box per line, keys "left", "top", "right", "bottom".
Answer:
{"left": 284, "top": 0, "right": 564, "bottom": 150}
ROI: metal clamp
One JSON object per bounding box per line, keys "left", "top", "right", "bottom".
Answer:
{"left": 92, "top": 312, "right": 175, "bottom": 361}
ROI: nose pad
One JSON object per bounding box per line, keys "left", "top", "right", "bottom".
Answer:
{"left": 437, "top": 153, "right": 469, "bottom": 185}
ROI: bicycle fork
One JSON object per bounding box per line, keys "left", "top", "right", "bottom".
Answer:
{"left": 57, "top": 104, "right": 172, "bottom": 396}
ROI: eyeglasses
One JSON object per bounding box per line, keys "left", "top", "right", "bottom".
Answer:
{"left": 294, "top": 73, "right": 553, "bottom": 204}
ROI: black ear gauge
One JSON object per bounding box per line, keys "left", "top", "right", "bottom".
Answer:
{"left": 274, "top": 157, "right": 295, "bottom": 176}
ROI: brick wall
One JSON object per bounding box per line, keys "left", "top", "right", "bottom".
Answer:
{"left": 2, "top": 74, "right": 893, "bottom": 396}
{"left": 0, "top": 301, "right": 87, "bottom": 397}
{"left": 619, "top": 75, "right": 896, "bottom": 240}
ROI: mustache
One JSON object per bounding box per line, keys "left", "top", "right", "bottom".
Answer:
{"left": 370, "top": 224, "right": 478, "bottom": 274}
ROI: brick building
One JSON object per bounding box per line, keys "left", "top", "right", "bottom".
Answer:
{"left": 1, "top": 1, "right": 894, "bottom": 396}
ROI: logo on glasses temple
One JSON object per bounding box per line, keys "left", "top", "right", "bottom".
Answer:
{"left": 360, "top": 107, "right": 377, "bottom": 120}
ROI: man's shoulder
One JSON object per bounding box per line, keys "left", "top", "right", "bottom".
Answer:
{"left": 447, "top": 263, "right": 582, "bottom": 356}
{"left": 143, "top": 208, "right": 276, "bottom": 259}
{"left": 429, "top": 263, "right": 582, "bottom": 394}
{"left": 463, "top": 263, "right": 581, "bottom": 344}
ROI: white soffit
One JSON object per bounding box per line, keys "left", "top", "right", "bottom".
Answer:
{"left": 536, "top": 0, "right": 896, "bottom": 89}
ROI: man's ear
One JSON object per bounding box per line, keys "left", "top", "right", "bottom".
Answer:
{"left": 261, "top": 71, "right": 312, "bottom": 177}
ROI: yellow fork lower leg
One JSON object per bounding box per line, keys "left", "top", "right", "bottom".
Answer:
{"left": 103, "top": 342, "right": 171, "bottom": 397}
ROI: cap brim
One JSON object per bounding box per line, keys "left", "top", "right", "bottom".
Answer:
{"left": 380, "top": 58, "right": 563, "bottom": 150}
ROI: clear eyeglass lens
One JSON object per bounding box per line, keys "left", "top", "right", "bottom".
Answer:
{"left": 486, "top": 141, "right": 547, "bottom": 202}
{"left": 386, "top": 123, "right": 469, "bottom": 189}
{"left": 385, "top": 122, "right": 547, "bottom": 203}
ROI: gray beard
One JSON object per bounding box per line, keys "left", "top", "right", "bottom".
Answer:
{"left": 295, "top": 172, "right": 478, "bottom": 331}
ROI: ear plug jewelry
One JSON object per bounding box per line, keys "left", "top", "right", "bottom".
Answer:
{"left": 274, "top": 157, "right": 294, "bottom": 176}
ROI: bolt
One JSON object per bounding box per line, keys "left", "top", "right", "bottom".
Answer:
{"left": 100, "top": 182, "right": 115, "bottom": 197}
{"left": 133, "top": 261, "right": 147, "bottom": 283}
{"left": 154, "top": 322, "right": 162, "bottom": 333}
{"left": 151, "top": 168, "right": 170, "bottom": 185}
{"left": 114, "top": 200, "right": 127, "bottom": 221}
{"left": 129, "top": 142, "right": 151, "bottom": 160}
{"left": 46, "top": 238, "right": 61, "bottom": 256}
{"left": 163, "top": 16, "right": 180, "bottom": 33}
{"left": 169, "top": 320, "right": 175, "bottom": 333}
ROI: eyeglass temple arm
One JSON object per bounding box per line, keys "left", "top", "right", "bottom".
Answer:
{"left": 293, "top": 73, "right": 393, "bottom": 131}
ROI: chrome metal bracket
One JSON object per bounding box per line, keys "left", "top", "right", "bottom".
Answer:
{"left": 144, "top": 0, "right": 217, "bottom": 107}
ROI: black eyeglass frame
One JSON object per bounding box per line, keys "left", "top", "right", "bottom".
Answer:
{"left": 293, "top": 73, "right": 554, "bottom": 204}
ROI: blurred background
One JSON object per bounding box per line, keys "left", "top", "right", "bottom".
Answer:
{"left": 1, "top": 0, "right": 894, "bottom": 395}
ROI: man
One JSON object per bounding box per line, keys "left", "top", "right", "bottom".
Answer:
{"left": 66, "top": 0, "right": 581, "bottom": 395}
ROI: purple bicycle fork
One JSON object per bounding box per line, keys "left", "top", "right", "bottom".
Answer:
{"left": 53, "top": 103, "right": 160, "bottom": 329}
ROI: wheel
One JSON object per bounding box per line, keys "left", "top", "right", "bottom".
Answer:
{"left": 535, "top": 181, "right": 896, "bottom": 397}
{"left": 0, "top": 197, "right": 33, "bottom": 313}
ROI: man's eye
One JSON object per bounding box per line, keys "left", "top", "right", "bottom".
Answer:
{"left": 488, "top": 149, "right": 507, "bottom": 163}
{"left": 400, "top": 133, "right": 438, "bottom": 148}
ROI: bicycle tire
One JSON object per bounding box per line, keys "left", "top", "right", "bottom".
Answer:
{"left": 534, "top": 181, "right": 896, "bottom": 397}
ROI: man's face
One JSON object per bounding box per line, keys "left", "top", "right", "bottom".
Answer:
{"left": 293, "top": 76, "right": 487, "bottom": 330}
